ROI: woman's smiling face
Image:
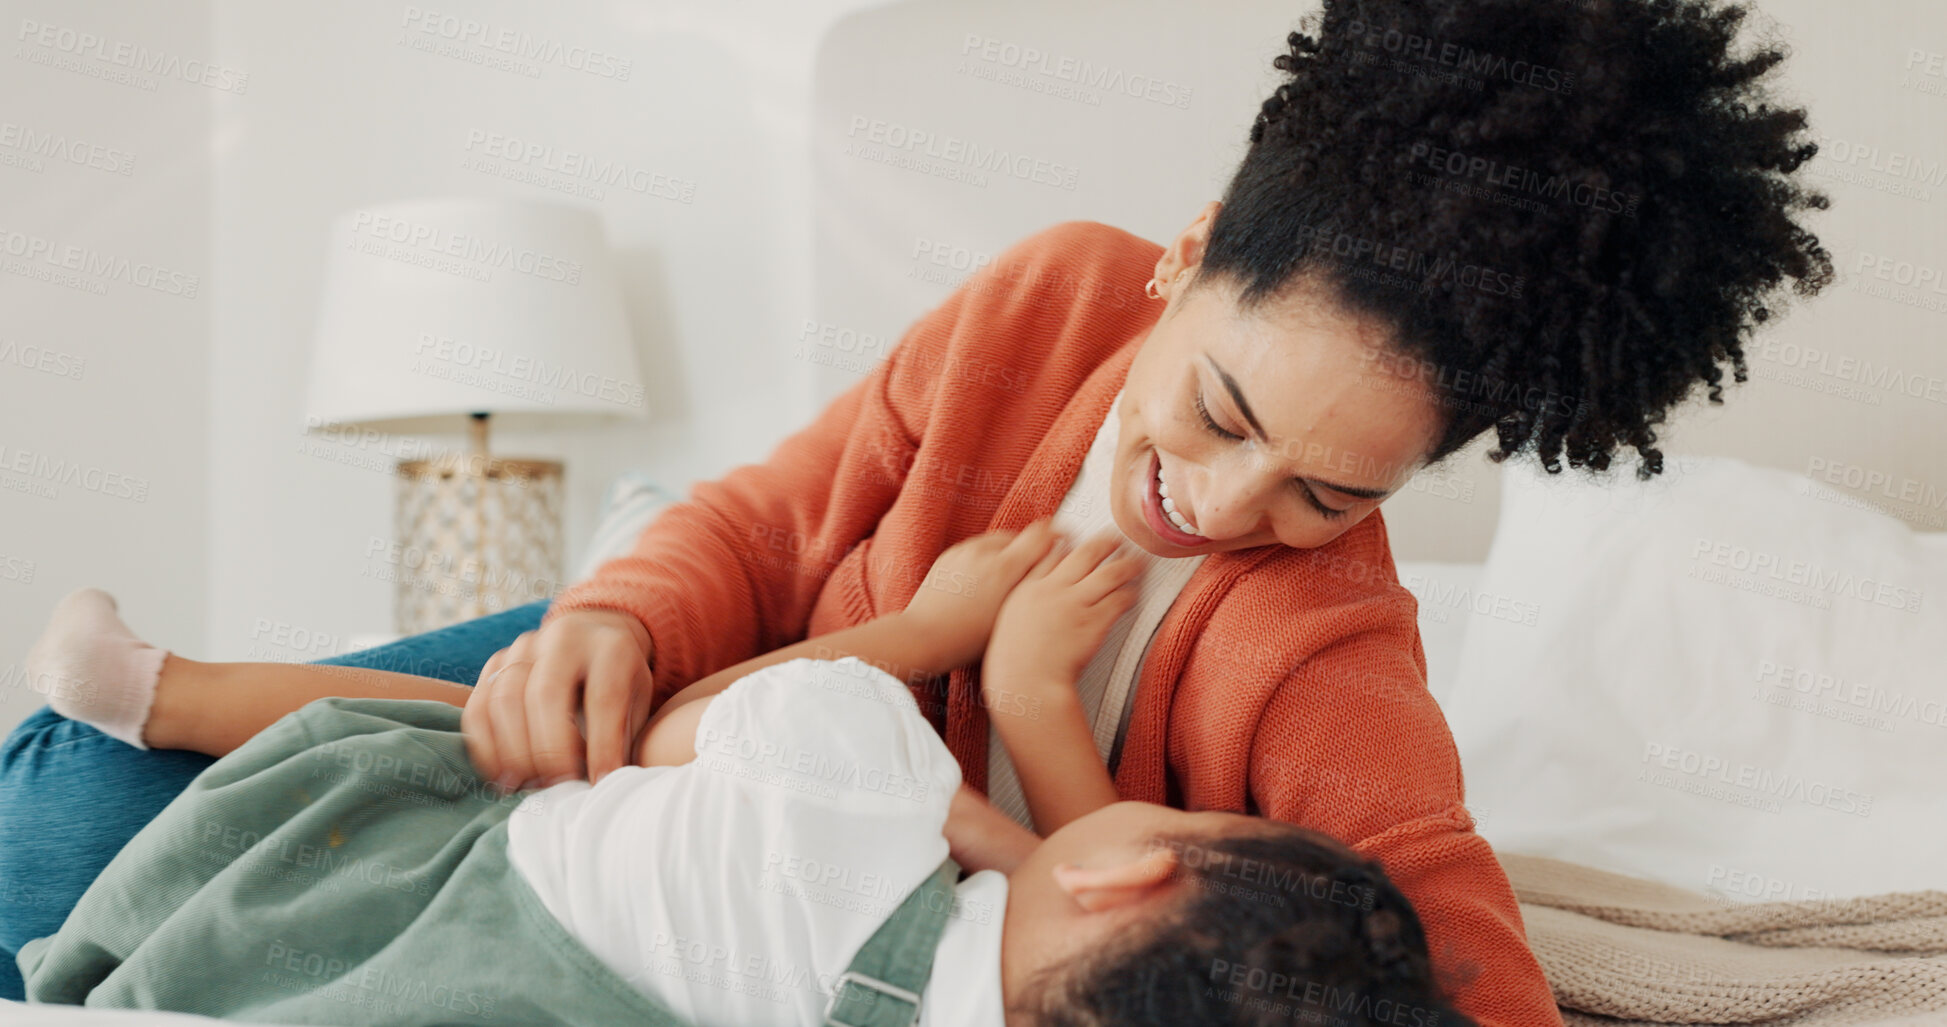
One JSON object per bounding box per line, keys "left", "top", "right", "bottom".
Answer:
{"left": 1111, "top": 203, "right": 1448, "bottom": 558}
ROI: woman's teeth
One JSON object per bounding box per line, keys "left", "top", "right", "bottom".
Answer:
{"left": 1155, "top": 463, "right": 1203, "bottom": 537}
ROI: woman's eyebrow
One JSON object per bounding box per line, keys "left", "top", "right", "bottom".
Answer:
{"left": 1203, "top": 353, "right": 1270, "bottom": 441}
{"left": 1203, "top": 354, "right": 1392, "bottom": 502}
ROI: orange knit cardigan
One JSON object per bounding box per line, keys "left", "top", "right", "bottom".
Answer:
{"left": 549, "top": 220, "right": 1562, "bottom": 1026}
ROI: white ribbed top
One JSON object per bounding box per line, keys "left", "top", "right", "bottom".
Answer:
{"left": 983, "top": 388, "right": 1208, "bottom": 832}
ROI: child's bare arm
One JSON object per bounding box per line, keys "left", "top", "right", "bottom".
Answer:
{"left": 632, "top": 521, "right": 1061, "bottom": 765}
{"left": 983, "top": 531, "right": 1143, "bottom": 834}
{"left": 945, "top": 784, "right": 1040, "bottom": 874}
{"left": 633, "top": 610, "right": 956, "bottom": 764}
{"left": 634, "top": 695, "right": 711, "bottom": 767}
{"left": 987, "top": 689, "right": 1118, "bottom": 834}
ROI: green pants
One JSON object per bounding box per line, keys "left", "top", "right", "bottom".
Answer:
{"left": 19, "top": 698, "right": 698, "bottom": 1025}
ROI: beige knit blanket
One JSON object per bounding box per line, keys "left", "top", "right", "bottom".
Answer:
{"left": 1502, "top": 854, "right": 1947, "bottom": 1026}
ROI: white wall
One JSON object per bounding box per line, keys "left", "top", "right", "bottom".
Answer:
{"left": 202, "top": 0, "right": 887, "bottom": 667}
{"left": 1, "top": 0, "right": 1940, "bottom": 742}
{"left": 808, "top": 0, "right": 1947, "bottom": 561}
{"left": 0, "top": 0, "right": 213, "bottom": 737}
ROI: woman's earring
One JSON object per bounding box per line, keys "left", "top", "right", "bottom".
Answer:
{"left": 1144, "top": 277, "right": 1165, "bottom": 300}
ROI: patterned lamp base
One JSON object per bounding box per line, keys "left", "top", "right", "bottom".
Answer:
{"left": 393, "top": 454, "right": 564, "bottom": 635}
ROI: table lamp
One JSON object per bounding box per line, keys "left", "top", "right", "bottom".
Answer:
{"left": 305, "top": 197, "right": 644, "bottom": 634}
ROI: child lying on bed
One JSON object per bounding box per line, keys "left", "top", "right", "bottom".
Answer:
{"left": 20, "top": 522, "right": 1469, "bottom": 1027}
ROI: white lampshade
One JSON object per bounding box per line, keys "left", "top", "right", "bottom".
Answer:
{"left": 305, "top": 197, "right": 644, "bottom": 427}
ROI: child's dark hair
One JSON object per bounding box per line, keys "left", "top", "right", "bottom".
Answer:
{"left": 1190, "top": 0, "right": 1833, "bottom": 478}
{"left": 1018, "top": 826, "right": 1473, "bottom": 1027}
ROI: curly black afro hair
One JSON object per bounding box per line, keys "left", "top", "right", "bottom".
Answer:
{"left": 1191, "top": 0, "right": 1834, "bottom": 477}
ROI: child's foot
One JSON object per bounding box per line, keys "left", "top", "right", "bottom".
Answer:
{"left": 25, "top": 588, "right": 169, "bottom": 750}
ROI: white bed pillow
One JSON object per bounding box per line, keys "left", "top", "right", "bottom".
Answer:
{"left": 1393, "top": 561, "right": 1488, "bottom": 708}
{"left": 1444, "top": 455, "right": 1947, "bottom": 901}
{"left": 572, "top": 472, "right": 677, "bottom": 582}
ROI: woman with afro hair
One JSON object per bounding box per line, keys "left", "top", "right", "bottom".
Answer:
{"left": 3, "top": 0, "right": 1830, "bottom": 1022}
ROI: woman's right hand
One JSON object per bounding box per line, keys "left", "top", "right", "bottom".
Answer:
{"left": 460, "top": 608, "right": 656, "bottom": 791}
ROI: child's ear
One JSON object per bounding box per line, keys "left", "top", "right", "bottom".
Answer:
{"left": 1051, "top": 845, "right": 1180, "bottom": 913}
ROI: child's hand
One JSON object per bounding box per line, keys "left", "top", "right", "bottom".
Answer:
{"left": 901, "top": 519, "right": 1062, "bottom": 668}
{"left": 986, "top": 530, "right": 1144, "bottom": 700}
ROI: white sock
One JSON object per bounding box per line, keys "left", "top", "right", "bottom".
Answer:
{"left": 25, "top": 588, "right": 168, "bottom": 750}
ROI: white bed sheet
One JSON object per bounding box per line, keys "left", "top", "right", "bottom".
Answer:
{"left": 0, "top": 1000, "right": 247, "bottom": 1025}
